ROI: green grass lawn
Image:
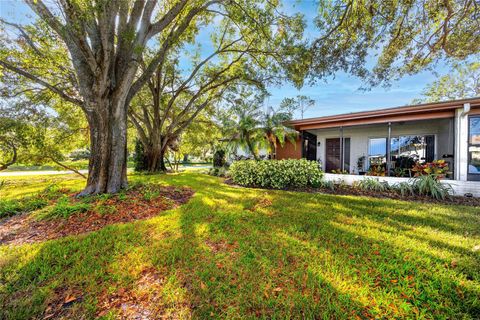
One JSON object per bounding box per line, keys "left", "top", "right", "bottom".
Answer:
{"left": 1, "top": 172, "right": 479, "bottom": 319}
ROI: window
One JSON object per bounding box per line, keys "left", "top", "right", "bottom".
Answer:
{"left": 468, "top": 116, "right": 480, "bottom": 175}
{"left": 369, "top": 135, "right": 435, "bottom": 169}
{"left": 390, "top": 135, "right": 434, "bottom": 162}
{"left": 368, "top": 138, "right": 386, "bottom": 167}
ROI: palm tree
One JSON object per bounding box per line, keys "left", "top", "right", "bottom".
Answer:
{"left": 223, "top": 103, "right": 263, "bottom": 160}
{"left": 222, "top": 96, "right": 298, "bottom": 160}
{"left": 260, "top": 107, "right": 298, "bottom": 159}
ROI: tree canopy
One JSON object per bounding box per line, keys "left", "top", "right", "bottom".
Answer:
{"left": 414, "top": 61, "right": 480, "bottom": 103}
{"left": 310, "top": 0, "right": 480, "bottom": 86}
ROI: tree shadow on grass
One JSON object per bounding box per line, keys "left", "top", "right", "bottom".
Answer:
{"left": 147, "top": 190, "right": 370, "bottom": 319}
{"left": 0, "top": 210, "right": 182, "bottom": 319}
{"left": 145, "top": 174, "right": 479, "bottom": 318}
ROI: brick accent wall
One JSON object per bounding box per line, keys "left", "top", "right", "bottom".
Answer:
{"left": 276, "top": 138, "right": 302, "bottom": 159}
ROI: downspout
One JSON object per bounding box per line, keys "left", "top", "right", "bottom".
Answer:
{"left": 301, "top": 130, "right": 305, "bottom": 159}
{"left": 386, "top": 122, "right": 392, "bottom": 176}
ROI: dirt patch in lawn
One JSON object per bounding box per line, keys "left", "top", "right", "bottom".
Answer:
{"left": 0, "top": 185, "right": 194, "bottom": 245}
{"left": 95, "top": 267, "right": 192, "bottom": 319}
{"left": 224, "top": 179, "right": 480, "bottom": 207}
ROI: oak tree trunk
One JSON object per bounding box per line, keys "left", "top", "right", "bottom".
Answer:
{"left": 143, "top": 144, "right": 168, "bottom": 172}
{"left": 79, "top": 98, "right": 128, "bottom": 195}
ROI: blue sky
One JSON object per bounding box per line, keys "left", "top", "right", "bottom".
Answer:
{"left": 0, "top": 0, "right": 451, "bottom": 119}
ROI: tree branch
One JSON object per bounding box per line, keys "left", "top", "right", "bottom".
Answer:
{"left": 0, "top": 59, "right": 84, "bottom": 106}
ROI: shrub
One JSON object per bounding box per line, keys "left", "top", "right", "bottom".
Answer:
{"left": 354, "top": 177, "right": 389, "bottom": 192}
{"left": 213, "top": 149, "right": 226, "bottom": 168}
{"left": 319, "top": 179, "right": 335, "bottom": 191}
{"left": 133, "top": 139, "right": 148, "bottom": 172}
{"left": 229, "top": 159, "right": 323, "bottom": 189}
{"left": 69, "top": 149, "right": 91, "bottom": 161}
{"left": 209, "top": 167, "right": 229, "bottom": 177}
{"left": 392, "top": 181, "right": 415, "bottom": 196}
{"left": 393, "top": 167, "right": 408, "bottom": 177}
{"left": 412, "top": 160, "right": 449, "bottom": 179}
{"left": 45, "top": 196, "right": 91, "bottom": 219}
{"left": 367, "top": 165, "right": 386, "bottom": 176}
{"left": 411, "top": 175, "right": 453, "bottom": 200}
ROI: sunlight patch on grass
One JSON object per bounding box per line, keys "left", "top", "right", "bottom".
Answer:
{"left": 1, "top": 172, "right": 479, "bottom": 319}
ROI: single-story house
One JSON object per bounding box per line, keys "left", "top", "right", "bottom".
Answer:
{"left": 276, "top": 97, "right": 480, "bottom": 196}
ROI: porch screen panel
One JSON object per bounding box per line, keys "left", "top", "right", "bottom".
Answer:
{"left": 343, "top": 138, "right": 351, "bottom": 171}
{"left": 425, "top": 135, "right": 435, "bottom": 162}
{"left": 368, "top": 138, "right": 386, "bottom": 167}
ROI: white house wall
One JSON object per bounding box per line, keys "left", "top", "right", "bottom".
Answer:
{"left": 309, "top": 119, "right": 454, "bottom": 173}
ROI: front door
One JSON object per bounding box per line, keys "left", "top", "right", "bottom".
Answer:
{"left": 325, "top": 138, "right": 341, "bottom": 172}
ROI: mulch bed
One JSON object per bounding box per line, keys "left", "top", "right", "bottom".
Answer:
{"left": 224, "top": 179, "right": 480, "bottom": 207}
{"left": 0, "top": 185, "right": 194, "bottom": 246}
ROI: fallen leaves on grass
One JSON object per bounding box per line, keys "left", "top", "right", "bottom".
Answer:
{"left": 96, "top": 267, "right": 191, "bottom": 319}
{"left": 0, "top": 185, "right": 194, "bottom": 245}
{"left": 204, "top": 239, "right": 238, "bottom": 255}
{"left": 42, "top": 287, "right": 84, "bottom": 319}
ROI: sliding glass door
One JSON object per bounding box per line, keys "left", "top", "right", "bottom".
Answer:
{"left": 468, "top": 116, "right": 480, "bottom": 181}
{"left": 367, "top": 134, "right": 435, "bottom": 176}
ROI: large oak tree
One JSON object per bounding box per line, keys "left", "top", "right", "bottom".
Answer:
{"left": 0, "top": 0, "right": 308, "bottom": 194}
{"left": 129, "top": 1, "right": 303, "bottom": 172}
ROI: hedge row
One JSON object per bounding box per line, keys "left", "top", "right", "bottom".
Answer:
{"left": 229, "top": 159, "right": 323, "bottom": 189}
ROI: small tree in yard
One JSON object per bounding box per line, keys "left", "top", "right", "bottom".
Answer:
{"left": 222, "top": 89, "right": 298, "bottom": 160}
{"left": 213, "top": 149, "right": 226, "bottom": 168}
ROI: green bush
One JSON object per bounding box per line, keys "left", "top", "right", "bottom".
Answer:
{"left": 229, "top": 159, "right": 323, "bottom": 189}
{"left": 392, "top": 181, "right": 415, "bottom": 196}
{"left": 354, "top": 177, "right": 390, "bottom": 192}
{"left": 208, "top": 167, "right": 229, "bottom": 177}
{"left": 319, "top": 179, "right": 335, "bottom": 191}
{"left": 213, "top": 149, "right": 226, "bottom": 168}
{"left": 411, "top": 175, "right": 453, "bottom": 200}
{"left": 45, "top": 196, "right": 91, "bottom": 219}
{"left": 133, "top": 139, "right": 148, "bottom": 172}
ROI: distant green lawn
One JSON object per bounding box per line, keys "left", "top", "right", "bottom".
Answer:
{"left": 4, "top": 160, "right": 210, "bottom": 172}
{"left": 0, "top": 172, "right": 479, "bottom": 319}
